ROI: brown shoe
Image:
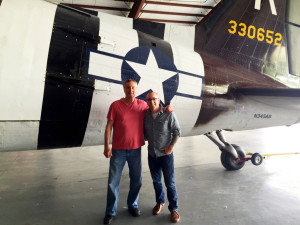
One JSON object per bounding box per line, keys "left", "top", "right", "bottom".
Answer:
{"left": 171, "top": 210, "right": 180, "bottom": 223}
{"left": 152, "top": 203, "right": 164, "bottom": 215}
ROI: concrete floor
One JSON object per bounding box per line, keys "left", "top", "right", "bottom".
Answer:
{"left": 1, "top": 125, "right": 300, "bottom": 225}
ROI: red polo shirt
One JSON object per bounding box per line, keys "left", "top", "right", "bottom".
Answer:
{"left": 107, "top": 98, "right": 148, "bottom": 150}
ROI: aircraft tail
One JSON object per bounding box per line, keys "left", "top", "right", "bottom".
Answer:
{"left": 194, "top": 0, "right": 300, "bottom": 86}
{"left": 195, "top": 0, "right": 286, "bottom": 52}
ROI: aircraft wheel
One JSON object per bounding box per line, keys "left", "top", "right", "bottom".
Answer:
{"left": 251, "top": 153, "right": 263, "bottom": 166}
{"left": 221, "top": 144, "right": 246, "bottom": 171}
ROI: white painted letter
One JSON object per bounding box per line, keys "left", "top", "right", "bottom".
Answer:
{"left": 255, "top": 0, "right": 277, "bottom": 15}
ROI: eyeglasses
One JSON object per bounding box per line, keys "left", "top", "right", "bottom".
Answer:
{"left": 146, "top": 97, "right": 158, "bottom": 102}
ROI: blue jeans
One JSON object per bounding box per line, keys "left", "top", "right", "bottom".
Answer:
{"left": 148, "top": 153, "right": 178, "bottom": 212}
{"left": 105, "top": 148, "right": 142, "bottom": 216}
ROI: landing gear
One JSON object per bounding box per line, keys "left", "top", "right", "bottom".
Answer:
{"left": 205, "top": 130, "right": 246, "bottom": 170}
{"left": 206, "top": 130, "right": 300, "bottom": 170}
{"left": 221, "top": 144, "right": 246, "bottom": 170}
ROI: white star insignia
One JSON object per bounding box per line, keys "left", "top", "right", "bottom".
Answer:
{"left": 125, "top": 49, "right": 177, "bottom": 104}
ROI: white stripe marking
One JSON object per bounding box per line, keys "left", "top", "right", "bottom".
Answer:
{"left": 255, "top": 0, "right": 261, "bottom": 10}
{"left": 255, "top": 0, "right": 277, "bottom": 15}
{"left": 172, "top": 96, "right": 202, "bottom": 136}
{"left": 269, "top": 0, "right": 277, "bottom": 15}
{"left": 88, "top": 52, "right": 122, "bottom": 81}
{"left": 177, "top": 73, "right": 203, "bottom": 97}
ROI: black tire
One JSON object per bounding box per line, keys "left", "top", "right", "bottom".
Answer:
{"left": 221, "top": 144, "right": 246, "bottom": 170}
{"left": 251, "top": 153, "right": 263, "bottom": 166}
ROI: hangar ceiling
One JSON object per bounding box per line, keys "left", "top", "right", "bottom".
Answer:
{"left": 58, "top": 0, "right": 222, "bottom": 25}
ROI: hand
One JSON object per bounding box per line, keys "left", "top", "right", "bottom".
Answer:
{"left": 160, "top": 145, "right": 173, "bottom": 155}
{"left": 164, "top": 105, "right": 173, "bottom": 114}
{"left": 104, "top": 146, "right": 112, "bottom": 158}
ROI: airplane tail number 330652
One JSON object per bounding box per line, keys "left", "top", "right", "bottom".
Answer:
{"left": 228, "top": 20, "right": 282, "bottom": 46}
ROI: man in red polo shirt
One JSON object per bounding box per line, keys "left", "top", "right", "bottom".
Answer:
{"left": 103, "top": 79, "right": 148, "bottom": 224}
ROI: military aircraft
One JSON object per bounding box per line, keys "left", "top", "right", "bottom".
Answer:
{"left": 0, "top": 0, "right": 299, "bottom": 170}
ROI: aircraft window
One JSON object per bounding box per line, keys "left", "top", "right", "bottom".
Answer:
{"left": 286, "top": 0, "right": 300, "bottom": 77}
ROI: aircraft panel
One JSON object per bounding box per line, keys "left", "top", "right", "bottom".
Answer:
{"left": 172, "top": 96, "right": 202, "bottom": 136}
{"left": 286, "top": 0, "right": 300, "bottom": 77}
{"left": 0, "top": 0, "right": 56, "bottom": 120}
{"left": 177, "top": 74, "right": 202, "bottom": 97}
{"left": 99, "top": 13, "right": 138, "bottom": 56}
{"left": 171, "top": 47, "right": 204, "bottom": 96}
{"left": 82, "top": 81, "right": 121, "bottom": 146}
{"left": 191, "top": 91, "right": 300, "bottom": 135}
{"left": 142, "top": 3, "right": 209, "bottom": 14}
{"left": 138, "top": 14, "right": 200, "bottom": 23}
{"left": 133, "top": 20, "right": 165, "bottom": 40}
{"left": 287, "top": 0, "right": 300, "bottom": 23}
{"left": 88, "top": 51, "right": 124, "bottom": 83}
{"left": 164, "top": 25, "right": 195, "bottom": 50}
{"left": 286, "top": 24, "right": 300, "bottom": 77}
{"left": 38, "top": 5, "right": 99, "bottom": 149}
{"left": 0, "top": 121, "right": 39, "bottom": 151}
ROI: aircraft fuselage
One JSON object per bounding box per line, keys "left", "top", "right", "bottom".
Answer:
{"left": 0, "top": 0, "right": 300, "bottom": 151}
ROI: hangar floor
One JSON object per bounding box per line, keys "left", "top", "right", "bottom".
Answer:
{"left": 1, "top": 125, "right": 300, "bottom": 225}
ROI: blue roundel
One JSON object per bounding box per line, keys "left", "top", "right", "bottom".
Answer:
{"left": 121, "top": 46, "right": 179, "bottom": 105}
